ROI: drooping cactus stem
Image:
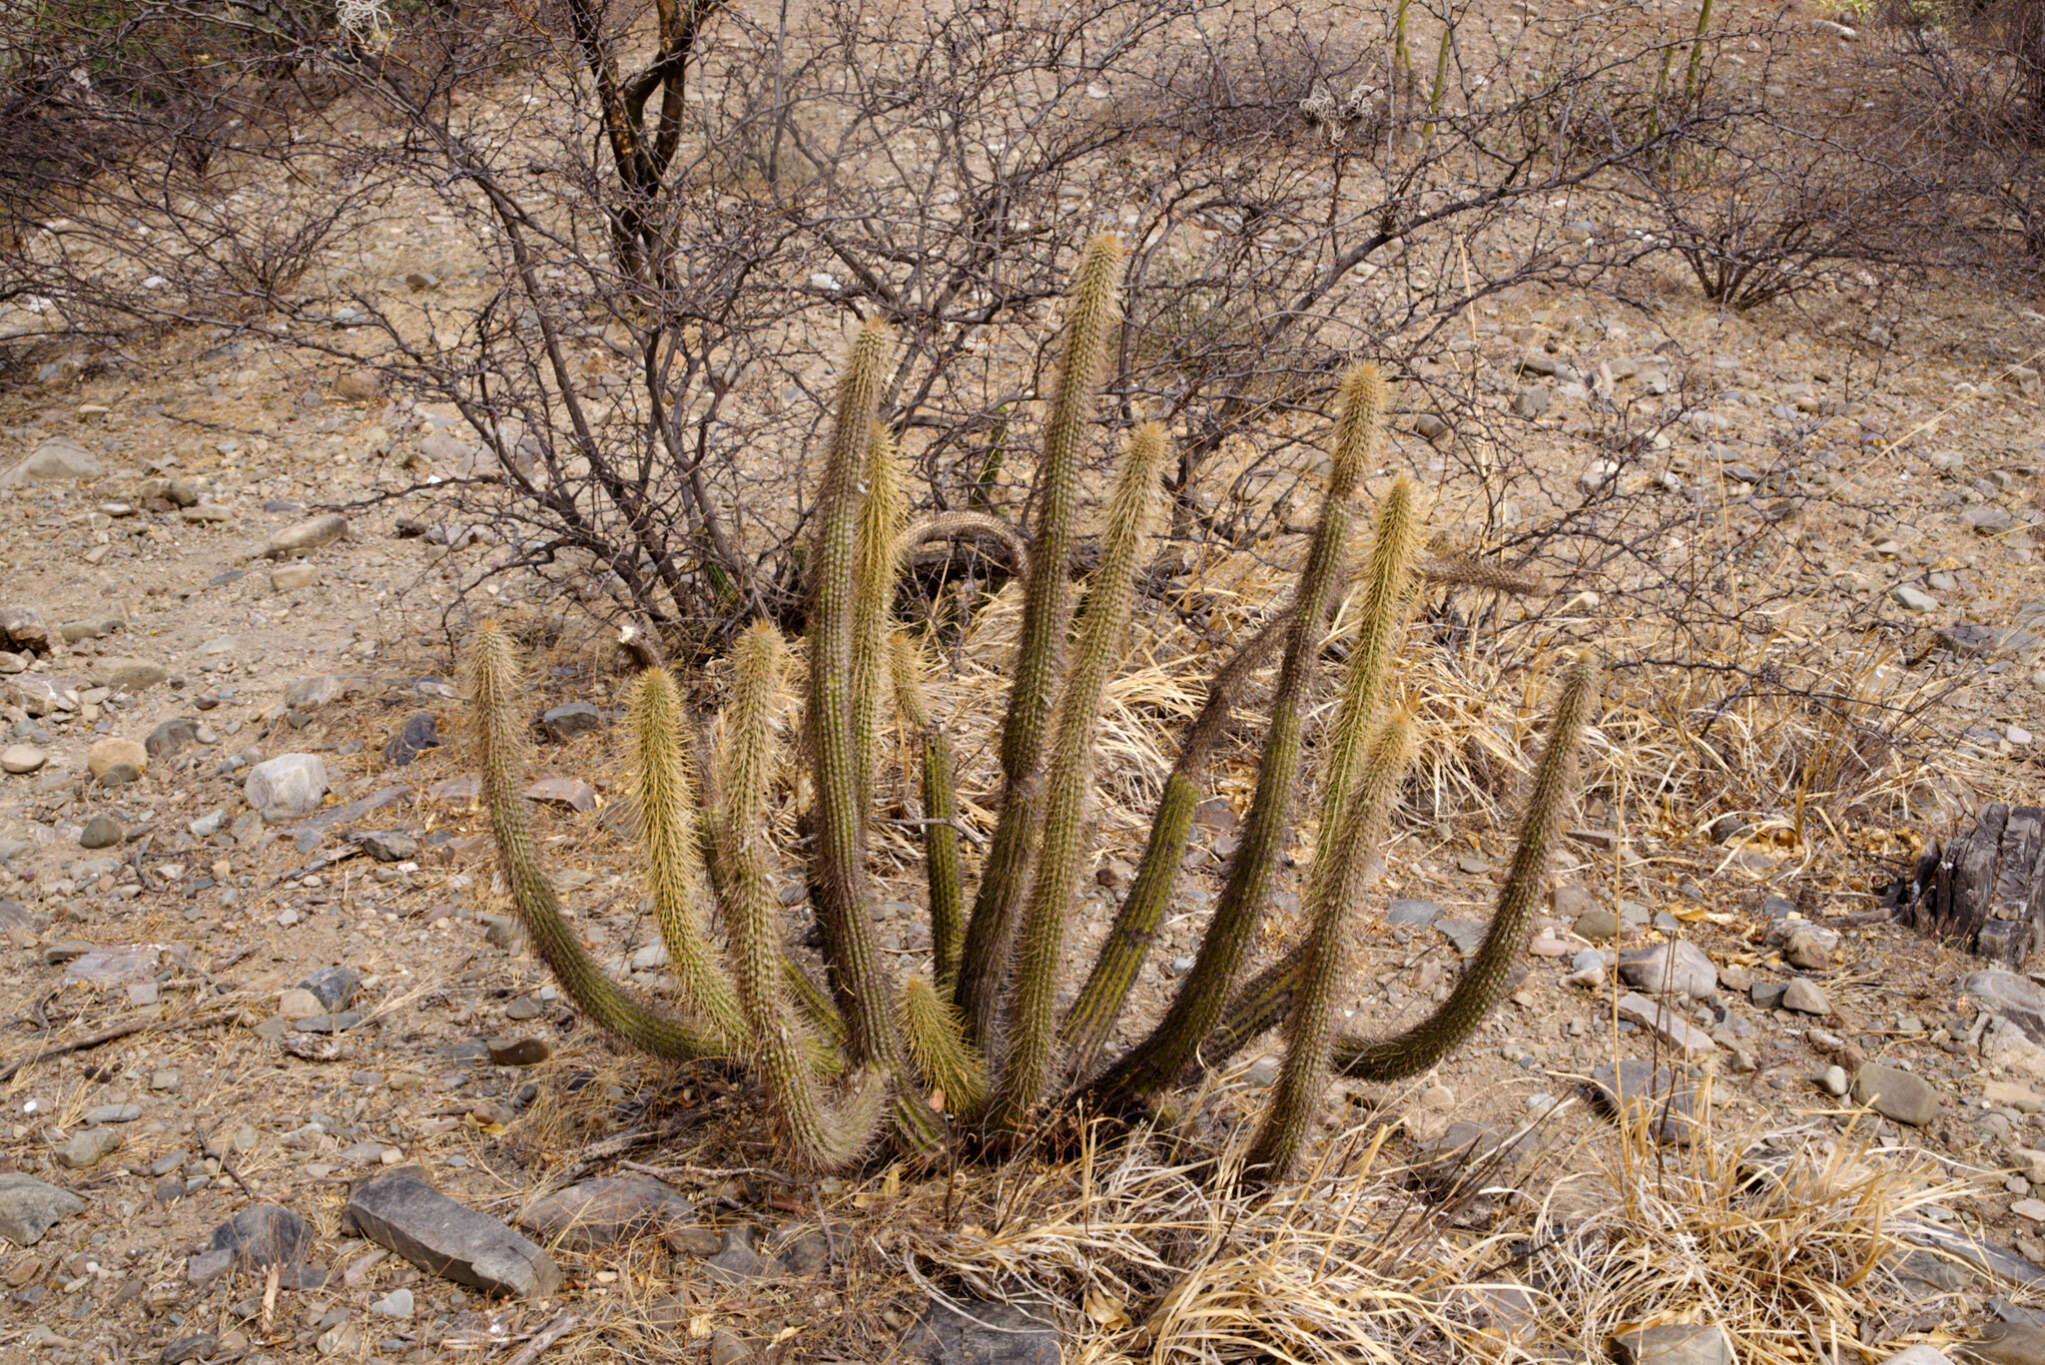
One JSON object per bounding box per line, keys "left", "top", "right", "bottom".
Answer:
{"left": 721, "top": 620, "right": 886, "bottom": 1170}
{"left": 892, "top": 634, "right": 964, "bottom": 988}
{"left": 956, "top": 231, "right": 1126, "bottom": 1045}
{"left": 900, "top": 976, "right": 988, "bottom": 1119}
{"left": 463, "top": 622, "right": 719, "bottom": 1060}
{"left": 626, "top": 667, "right": 749, "bottom": 1052}
{"left": 1243, "top": 716, "right": 1413, "bottom": 1183}
{"left": 992, "top": 422, "right": 1166, "bottom": 1125}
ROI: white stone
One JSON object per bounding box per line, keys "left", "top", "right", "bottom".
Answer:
{"left": 1, "top": 437, "right": 103, "bottom": 486}
{"left": 244, "top": 753, "right": 329, "bottom": 821}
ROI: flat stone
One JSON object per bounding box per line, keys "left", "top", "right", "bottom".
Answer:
{"left": 1893, "top": 584, "right": 1940, "bottom": 613}
{"left": 1614, "top": 992, "right": 1716, "bottom": 1057}
{"left": 487, "top": 1037, "right": 551, "bottom": 1066}
{"left": 158, "top": 1333, "right": 219, "bottom": 1364}
{"left": 86, "top": 658, "right": 167, "bottom": 692}
{"left": 210, "top": 1204, "right": 314, "bottom": 1270}
{"left": 901, "top": 1295, "right": 1060, "bottom": 1365}
{"left": 62, "top": 943, "right": 164, "bottom": 986}
{"left": 1852, "top": 1063, "right": 1938, "bottom": 1126}
{"left": 370, "top": 1287, "right": 413, "bottom": 1318}
{"left": 185, "top": 1249, "right": 232, "bottom": 1285}
{"left": 523, "top": 776, "right": 597, "bottom": 813}
{"left": 79, "top": 814, "right": 123, "bottom": 849}
{"left": 1, "top": 744, "right": 46, "bottom": 774}
{"left": 1587, "top": 1060, "right": 1696, "bottom": 1144}
{"left": 1782, "top": 979, "right": 1830, "bottom": 1015}
{"left": 244, "top": 753, "right": 328, "bottom": 821}
{"left": 270, "top": 564, "right": 318, "bottom": 592}
{"left": 1616, "top": 941, "right": 1716, "bottom": 999}
{"left": 284, "top": 674, "right": 352, "bottom": 711}
{"left": 0, "top": 1173, "right": 85, "bottom": 1246}
{"left": 1434, "top": 918, "right": 1486, "bottom": 956}
{"left": 344, "top": 1171, "right": 561, "bottom": 1298}
{"left": 357, "top": 831, "right": 417, "bottom": 862}
{"left": 83, "top": 1104, "right": 142, "bottom": 1125}
{"left": 145, "top": 718, "right": 202, "bottom": 760}
{"left": 1965, "top": 971, "right": 2045, "bottom": 1047}
{"left": 515, "top": 1175, "right": 694, "bottom": 1250}
{"left": 87, "top": 738, "right": 147, "bottom": 786}
{"left": 301, "top": 965, "right": 361, "bottom": 1011}
{"left": 261, "top": 514, "right": 348, "bottom": 559}
{"left": 2, "top": 436, "right": 104, "bottom": 485}
{"left": 1386, "top": 898, "right": 1443, "bottom": 927}
{"left": 1611, "top": 1323, "right": 1731, "bottom": 1365}
{"left": 538, "top": 703, "right": 603, "bottom": 741}
{"left": 384, "top": 712, "right": 439, "bottom": 767}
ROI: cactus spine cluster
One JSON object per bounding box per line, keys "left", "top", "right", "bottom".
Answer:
{"left": 463, "top": 235, "right": 1597, "bottom": 1177}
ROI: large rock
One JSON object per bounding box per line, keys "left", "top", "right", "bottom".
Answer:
{"left": 0, "top": 1173, "right": 84, "bottom": 1246}
{"left": 260, "top": 513, "right": 348, "bottom": 559}
{"left": 1610, "top": 1324, "right": 1731, "bottom": 1365}
{"left": 515, "top": 1175, "right": 694, "bottom": 1250}
{"left": 1909, "top": 805, "right": 2045, "bottom": 967}
{"left": 1852, "top": 1063, "right": 1938, "bottom": 1126}
{"left": 244, "top": 753, "right": 328, "bottom": 821}
{"left": 1965, "top": 970, "right": 2045, "bottom": 1046}
{"left": 344, "top": 1171, "right": 561, "bottom": 1298}
{"left": 901, "top": 1296, "right": 1060, "bottom": 1365}
{"left": 1616, "top": 941, "right": 1717, "bottom": 999}
{"left": 87, "top": 737, "right": 147, "bottom": 786}
{"left": 0, "top": 606, "right": 50, "bottom": 654}
{"left": 1615, "top": 993, "right": 1716, "bottom": 1057}
{"left": 1, "top": 436, "right": 103, "bottom": 485}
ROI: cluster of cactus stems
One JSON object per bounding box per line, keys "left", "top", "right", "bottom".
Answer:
{"left": 465, "top": 232, "right": 1599, "bottom": 1179}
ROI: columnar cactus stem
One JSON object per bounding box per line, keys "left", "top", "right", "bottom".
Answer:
{"left": 853, "top": 422, "right": 907, "bottom": 802}
{"left": 991, "top": 422, "right": 1167, "bottom": 1126}
{"left": 721, "top": 621, "right": 886, "bottom": 1170}
{"left": 893, "top": 634, "right": 964, "bottom": 987}
{"left": 464, "top": 623, "right": 720, "bottom": 1059}
{"left": 900, "top": 976, "right": 988, "bottom": 1118}
{"left": 1089, "top": 374, "right": 1374, "bottom": 1107}
{"left": 955, "top": 232, "right": 1126, "bottom": 1046}
{"left": 1243, "top": 716, "right": 1413, "bottom": 1183}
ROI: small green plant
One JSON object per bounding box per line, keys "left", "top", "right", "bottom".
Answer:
{"left": 465, "top": 233, "right": 1599, "bottom": 1174}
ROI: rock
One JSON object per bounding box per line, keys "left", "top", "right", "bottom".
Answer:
{"left": 1614, "top": 992, "right": 1716, "bottom": 1057}
{"left": 1969, "top": 1322, "right": 2045, "bottom": 1365}
{"left": 1968, "top": 970, "right": 2045, "bottom": 1045}
{"left": 1573, "top": 906, "right": 1621, "bottom": 941}
{"left": 1821, "top": 1065, "right": 1849, "bottom": 1096}
{"left": 210, "top": 1204, "right": 315, "bottom": 1270}
{"left": 1894, "top": 585, "right": 1940, "bottom": 613}
{"left": 344, "top": 1171, "right": 561, "bottom": 1298}
{"left": 708, "top": 1329, "right": 754, "bottom": 1365}
{"left": 261, "top": 514, "right": 348, "bottom": 559}
{"left": 523, "top": 776, "right": 597, "bottom": 813}
{"left": 270, "top": 564, "right": 318, "bottom": 592}
{"left": 83, "top": 1103, "right": 141, "bottom": 1124}
{"left": 1610, "top": 1324, "right": 1732, "bottom": 1365}
{"left": 1874, "top": 1350, "right": 1951, "bottom": 1365}
{"left": 2, "top": 436, "right": 104, "bottom": 485}
{"left": 1434, "top": 918, "right": 1487, "bottom": 956}
{"left": 1914, "top": 808, "right": 2045, "bottom": 968}
{"left": 487, "top": 1037, "right": 551, "bottom": 1066}
{"left": 1782, "top": 979, "right": 1830, "bottom": 1015}
{"left": 1386, "top": 898, "right": 1443, "bottom": 927}
{"left": 292, "top": 1010, "right": 362, "bottom": 1033}
{"left": 357, "top": 831, "right": 417, "bottom": 862}
{"left": 159, "top": 1333, "right": 219, "bottom": 1364}
{"left": 62, "top": 943, "right": 164, "bottom": 986}
{"left": 1513, "top": 385, "right": 1552, "bottom": 420}
{"left": 244, "top": 753, "right": 328, "bottom": 821}
{"left": 1, "top": 743, "right": 45, "bottom": 774}
{"left": 79, "top": 814, "right": 123, "bottom": 849}
{"left": 1587, "top": 1060, "right": 1696, "bottom": 1144}
{"left": 704, "top": 1223, "right": 774, "bottom": 1284}
{"left": 384, "top": 712, "right": 439, "bottom": 767}
{"left": 370, "top": 1286, "right": 414, "bottom": 1318}
{"left": 145, "top": 718, "right": 201, "bottom": 760}
{"left": 0, "top": 1174, "right": 85, "bottom": 1246}
{"left": 86, "top": 657, "right": 168, "bottom": 692}
{"left": 1616, "top": 941, "right": 1717, "bottom": 999}
{"left": 1852, "top": 1063, "right": 1938, "bottom": 1126}
{"left": 1939, "top": 624, "right": 2045, "bottom": 659}
{"left": 284, "top": 674, "right": 353, "bottom": 713}
{"left": 0, "top": 606, "right": 51, "bottom": 653}
{"left": 278, "top": 987, "right": 322, "bottom": 1018}
{"left": 87, "top": 738, "right": 147, "bottom": 786}
{"left": 1413, "top": 412, "right": 1451, "bottom": 442}
{"left": 1964, "top": 506, "right": 2018, "bottom": 535}
{"left": 334, "top": 370, "right": 382, "bottom": 402}
{"left": 1782, "top": 928, "right": 1831, "bottom": 971}
{"left": 901, "top": 1295, "right": 1060, "bottom": 1365}
{"left": 301, "top": 965, "right": 361, "bottom": 1011}
{"left": 516, "top": 1175, "right": 694, "bottom": 1250}
{"left": 539, "top": 703, "right": 603, "bottom": 741}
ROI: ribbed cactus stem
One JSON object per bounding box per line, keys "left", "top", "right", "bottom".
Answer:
{"left": 1091, "top": 449, "right": 1361, "bottom": 1105}
{"left": 1243, "top": 717, "right": 1413, "bottom": 1183}
{"left": 900, "top": 976, "right": 988, "bottom": 1119}
{"left": 1335, "top": 657, "right": 1599, "bottom": 1080}
{"left": 1304, "top": 474, "right": 1416, "bottom": 918}
{"left": 722, "top": 621, "right": 886, "bottom": 1171}
{"left": 991, "top": 422, "right": 1166, "bottom": 1125}
{"left": 892, "top": 634, "right": 964, "bottom": 987}
{"left": 1328, "top": 363, "right": 1386, "bottom": 499}
{"left": 955, "top": 232, "right": 1126, "bottom": 1045}
{"left": 853, "top": 422, "right": 907, "bottom": 803}
{"left": 626, "top": 667, "right": 749, "bottom": 1052}
{"left": 463, "top": 623, "right": 719, "bottom": 1060}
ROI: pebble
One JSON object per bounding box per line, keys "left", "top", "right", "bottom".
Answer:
{"left": 79, "top": 814, "right": 123, "bottom": 849}
{"left": 539, "top": 702, "right": 604, "bottom": 741}
{"left": 1782, "top": 979, "right": 1830, "bottom": 1015}
{"left": 1893, "top": 585, "right": 1939, "bottom": 612}
{"left": 1852, "top": 1063, "right": 1938, "bottom": 1126}
{"left": 516, "top": 1175, "right": 694, "bottom": 1250}
{"left": 1820, "top": 1065, "right": 1849, "bottom": 1096}
{"left": 370, "top": 1287, "right": 413, "bottom": 1318}
{"left": 53, "top": 1128, "right": 122, "bottom": 1170}
{"left": 260, "top": 513, "right": 348, "bottom": 559}
{"left": 0, "top": 1173, "right": 86, "bottom": 1246}
{"left": 0, "top": 744, "right": 45, "bottom": 774}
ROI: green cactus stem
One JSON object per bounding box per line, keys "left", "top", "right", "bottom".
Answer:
{"left": 893, "top": 634, "right": 964, "bottom": 988}
{"left": 464, "top": 622, "right": 721, "bottom": 1060}
{"left": 991, "top": 422, "right": 1167, "bottom": 1126}
{"left": 955, "top": 232, "right": 1126, "bottom": 1047}
{"left": 900, "top": 975, "right": 988, "bottom": 1119}
{"left": 854, "top": 422, "right": 907, "bottom": 804}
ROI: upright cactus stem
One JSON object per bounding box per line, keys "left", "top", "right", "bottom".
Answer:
{"left": 991, "top": 422, "right": 1167, "bottom": 1127}
{"left": 955, "top": 232, "right": 1126, "bottom": 1047}
{"left": 893, "top": 635, "right": 964, "bottom": 988}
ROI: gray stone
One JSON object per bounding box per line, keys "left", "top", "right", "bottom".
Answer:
{"left": 357, "top": 830, "right": 417, "bottom": 862}
{"left": 370, "top": 1287, "right": 414, "bottom": 1318}
{"left": 1513, "top": 385, "right": 1552, "bottom": 420}
{"left": 1573, "top": 906, "right": 1621, "bottom": 941}
{"left": 1, "top": 743, "right": 45, "bottom": 774}
{"left": 86, "top": 658, "right": 167, "bottom": 692}
{"left": 210, "top": 1204, "right": 314, "bottom": 1269}
{"left": 1965, "top": 971, "right": 2045, "bottom": 1046}
{"left": 301, "top": 965, "right": 361, "bottom": 1011}
{"left": 53, "top": 1128, "right": 120, "bottom": 1170}
{"left": 1967, "top": 1321, "right": 2045, "bottom": 1365}
{"left": 185, "top": 1248, "right": 232, "bottom": 1285}
{"left": 1587, "top": 1060, "right": 1696, "bottom": 1144}
{"left": 0, "top": 606, "right": 51, "bottom": 653}
{"left": 1610, "top": 1323, "right": 1731, "bottom": 1365}
{"left": 244, "top": 753, "right": 328, "bottom": 821}
{"left": 292, "top": 1010, "right": 362, "bottom": 1034}
{"left": 539, "top": 703, "right": 603, "bottom": 741}
{"left": 1616, "top": 941, "right": 1717, "bottom": 999}
{"left": 1893, "top": 585, "right": 1939, "bottom": 613}
{"left": 159, "top": 1333, "right": 220, "bottom": 1364}
{"left": 79, "top": 815, "right": 122, "bottom": 849}
{"left": 1386, "top": 898, "right": 1443, "bottom": 927}
{"left": 523, "top": 776, "right": 598, "bottom": 813}
{"left": 1782, "top": 979, "right": 1830, "bottom": 1015}
{"left": 901, "top": 1295, "right": 1060, "bottom": 1365}
{"left": 0, "top": 1173, "right": 85, "bottom": 1246}
{"left": 2, "top": 436, "right": 104, "bottom": 485}
{"left": 1852, "top": 1063, "right": 1938, "bottom": 1126}
{"left": 1940, "top": 623, "right": 2045, "bottom": 658}
{"left": 261, "top": 514, "right": 348, "bottom": 559}
{"left": 344, "top": 1172, "right": 561, "bottom": 1298}
{"left": 516, "top": 1175, "right": 694, "bottom": 1250}
{"left": 284, "top": 674, "right": 352, "bottom": 712}
{"left": 83, "top": 1104, "right": 142, "bottom": 1125}
{"left": 704, "top": 1223, "right": 774, "bottom": 1284}
{"left": 145, "top": 718, "right": 202, "bottom": 760}
{"left": 1614, "top": 992, "right": 1716, "bottom": 1056}
{"left": 1821, "top": 1065, "right": 1850, "bottom": 1096}
{"left": 384, "top": 712, "right": 439, "bottom": 767}
{"left": 1434, "top": 918, "right": 1487, "bottom": 956}
{"left": 1964, "top": 506, "right": 2017, "bottom": 535}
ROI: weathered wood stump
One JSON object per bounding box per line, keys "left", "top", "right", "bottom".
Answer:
{"left": 1908, "top": 803, "right": 2045, "bottom": 967}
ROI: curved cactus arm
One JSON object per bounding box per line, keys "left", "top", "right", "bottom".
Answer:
{"left": 1086, "top": 374, "right": 1374, "bottom": 1107}
{"left": 900, "top": 975, "right": 989, "bottom": 1119}
{"left": 990, "top": 423, "right": 1167, "bottom": 1126}
{"left": 1243, "top": 717, "right": 1414, "bottom": 1184}
{"left": 954, "top": 232, "right": 1126, "bottom": 1047}
{"left": 626, "top": 666, "right": 750, "bottom": 1053}
{"left": 463, "top": 623, "right": 723, "bottom": 1060}
{"left": 1334, "top": 657, "right": 1599, "bottom": 1080}
{"left": 892, "top": 634, "right": 965, "bottom": 988}
{"left": 722, "top": 621, "right": 887, "bottom": 1171}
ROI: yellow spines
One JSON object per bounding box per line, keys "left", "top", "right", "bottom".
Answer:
{"left": 899, "top": 976, "right": 988, "bottom": 1118}
{"left": 1327, "top": 363, "right": 1388, "bottom": 500}
{"left": 853, "top": 421, "right": 907, "bottom": 803}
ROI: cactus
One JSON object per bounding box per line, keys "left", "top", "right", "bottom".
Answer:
{"left": 463, "top": 243, "right": 1597, "bottom": 1179}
